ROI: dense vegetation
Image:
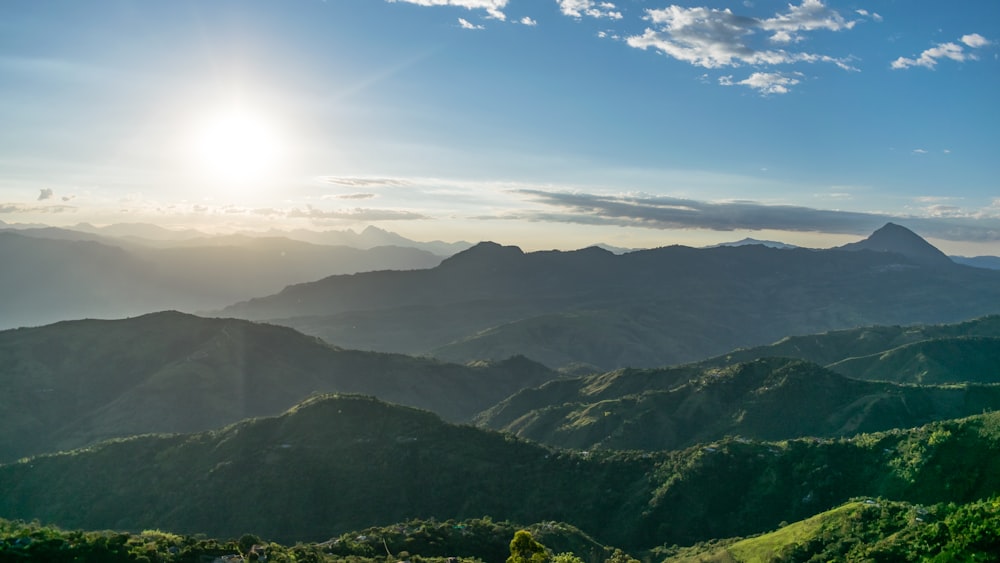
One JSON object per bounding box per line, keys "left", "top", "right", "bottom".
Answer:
{"left": 3, "top": 496, "right": 999, "bottom": 563}
{"left": 3, "top": 394, "right": 1000, "bottom": 552}
{"left": 477, "top": 357, "right": 1000, "bottom": 451}
{"left": 0, "top": 518, "right": 609, "bottom": 563}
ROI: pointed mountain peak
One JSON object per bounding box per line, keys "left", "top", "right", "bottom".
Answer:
{"left": 840, "top": 223, "right": 953, "bottom": 267}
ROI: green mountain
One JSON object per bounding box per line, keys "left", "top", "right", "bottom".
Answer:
{"left": 0, "top": 312, "right": 556, "bottom": 462}
{"left": 660, "top": 497, "right": 1000, "bottom": 562}
{"left": 828, "top": 336, "right": 1000, "bottom": 384}
{"left": 3, "top": 394, "right": 1000, "bottom": 551}
{"left": 702, "top": 315, "right": 1000, "bottom": 384}
{"left": 219, "top": 225, "right": 1000, "bottom": 370}
{"left": 476, "top": 357, "right": 1000, "bottom": 451}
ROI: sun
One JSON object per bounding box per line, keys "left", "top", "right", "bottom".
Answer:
{"left": 192, "top": 108, "right": 282, "bottom": 184}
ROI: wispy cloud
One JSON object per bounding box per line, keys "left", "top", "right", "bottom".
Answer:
{"left": 720, "top": 72, "right": 801, "bottom": 94}
{"left": 320, "top": 176, "right": 414, "bottom": 188}
{"left": 518, "top": 16, "right": 537, "bottom": 26}
{"left": 558, "top": 0, "right": 622, "bottom": 20}
{"left": 323, "top": 193, "right": 378, "bottom": 200}
{"left": 287, "top": 205, "right": 429, "bottom": 221}
{"left": 0, "top": 203, "right": 75, "bottom": 214}
{"left": 387, "top": 0, "right": 507, "bottom": 20}
{"left": 625, "top": 1, "right": 861, "bottom": 77}
{"left": 37, "top": 188, "right": 54, "bottom": 201}
{"left": 891, "top": 33, "right": 992, "bottom": 69}
{"left": 511, "top": 188, "right": 1000, "bottom": 241}
{"left": 458, "top": 17, "right": 485, "bottom": 30}
{"left": 854, "top": 9, "right": 882, "bottom": 23}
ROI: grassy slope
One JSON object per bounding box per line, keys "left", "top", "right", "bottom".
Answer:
{"left": 828, "top": 336, "right": 1000, "bottom": 384}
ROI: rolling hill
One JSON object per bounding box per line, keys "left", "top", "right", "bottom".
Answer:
{"left": 701, "top": 315, "right": 1000, "bottom": 384}
{"left": 0, "top": 312, "right": 556, "bottom": 462}
{"left": 219, "top": 224, "right": 1000, "bottom": 370}
{"left": 475, "top": 357, "right": 1000, "bottom": 451}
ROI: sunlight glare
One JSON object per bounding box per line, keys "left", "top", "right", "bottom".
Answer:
{"left": 193, "top": 108, "right": 282, "bottom": 185}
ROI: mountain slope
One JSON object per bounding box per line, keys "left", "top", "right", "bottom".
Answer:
{"left": 701, "top": 315, "right": 1000, "bottom": 383}
{"left": 0, "top": 312, "right": 556, "bottom": 462}
{"left": 828, "top": 336, "right": 1000, "bottom": 384}
{"left": 476, "top": 358, "right": 1000, "bottom": 451}
{"left": 3, "top": 395, "right": 1000, "bottom": 550}
{"left": 219, "top": 225, "right": 1000, "bottom": 370}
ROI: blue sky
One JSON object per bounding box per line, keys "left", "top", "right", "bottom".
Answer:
{"left": 1, "top": 0, "right": 998, "bottom": 253}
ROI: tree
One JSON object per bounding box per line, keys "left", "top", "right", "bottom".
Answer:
{"left": 604, "top": 548, "right": 639, "bottom": 563}
{"left": 507, "top": 530, "right": 550, "bottom": 563}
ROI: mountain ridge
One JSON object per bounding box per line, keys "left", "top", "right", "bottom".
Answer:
{"left": 218, "top": 224, "right": 1000, "bottom": 369}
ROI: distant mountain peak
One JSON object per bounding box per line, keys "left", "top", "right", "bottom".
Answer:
{"left": 707, "top": 238, "right": 798, "bottom": 250}
{"left": 437, "top": 241, "right": 526, "bottom": 271}
{"left": 840, "top": 223, "right": 953, "bottom": 267}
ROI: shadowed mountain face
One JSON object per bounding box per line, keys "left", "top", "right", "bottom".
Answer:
{"left": 219, "top": 224, "right": 1000, "bottom": 370}
{"left": 3, "top": 394, "right": 1000, "bottom": 550}
{"left": 839, "top": 222, "right": 954, "bottom": 267}
{"left": 0, "top": 312, "right": 556, "bottom": 462}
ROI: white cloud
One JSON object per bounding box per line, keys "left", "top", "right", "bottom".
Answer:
{"left": 626, "top": 2, "right": 855, "bottom": 70}
{"left": 759, "top": 0, "right": 856, "bottom": 44}
{"left": 557, "top": 0, "right": 623, "bottom": 20}
{"left": 519, "top": 16, "right": 537, "bottom": 26}
{"left": 856, "top": 9, "right": 884, "bottom": 23}
{"left": 962, "top": 33, "right": 991, "bottom": 48}
{"left": 388, "top": 0, "right": 507, "bottom": 21}
{"left": 892, "top": 33, "right": 990, "bottom": 70}
{"left": 458, "top": 17, "right": 485, "bottom": 29}
{"left": 720, "top": 72, "right": 801, "bottom": 94}
{"left": 912, "top": 148, "right": 928, "bottom": 154}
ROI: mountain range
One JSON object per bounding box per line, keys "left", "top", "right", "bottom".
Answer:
{"left": 0, "top": 227, "right": 446, "bottom": 329}
{"left": 220, "top": 223, "right": 1000, "bottom": 370}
